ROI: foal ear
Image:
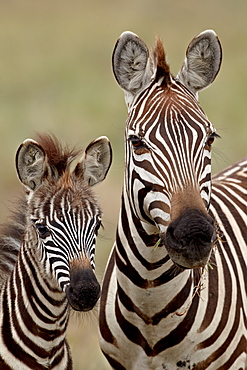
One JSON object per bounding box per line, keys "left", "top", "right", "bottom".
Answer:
{"left": 74, "top": 136, "right": 112, "bottom": 187}
{"left": 112, "top": 31, "right": 152, "bottom": 105}
{"left": 16, "top": 139, "right": 47, "bottom": 191}
{"left": 177, "top": 30, "right": 222, "bottom": 96}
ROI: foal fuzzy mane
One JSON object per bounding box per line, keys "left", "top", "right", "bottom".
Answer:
{"left": 35, "top": 134, "right": 82, "bottom": 176}
{"left": 0, "top": 199, "right": 25, "bottom": 286}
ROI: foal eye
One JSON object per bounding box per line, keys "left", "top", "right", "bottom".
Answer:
{"left": 36, "top": 223, "right": 50, "bottom": 238}
{"left": 95, "top": 221, "right": 102, "bottom": 235}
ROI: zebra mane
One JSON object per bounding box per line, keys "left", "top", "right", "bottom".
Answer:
{"left": 152, "top": 37, "right": 171, "bottom": 84}
{"left": 35, "top": 133, "right": 82, "bottom": 176}
{"left": 0, "top": 199, "right": 26, "bottom": 286}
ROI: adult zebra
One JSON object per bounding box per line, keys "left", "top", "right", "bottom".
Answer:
{"left": 0, "top": 134, "right": 112, "bottom": 369}
{"left": 99, "top": 30, "right": 247, "bottom": 369}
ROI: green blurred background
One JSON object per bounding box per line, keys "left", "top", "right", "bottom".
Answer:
{"left": 0, "top": 1, "right": 246, "bottom": 369}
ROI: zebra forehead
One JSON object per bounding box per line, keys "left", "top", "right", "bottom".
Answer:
{"left": 50, "top": 186, "right": 99, "bottom": 213}
{"left": 128, "top": 81, "right": 213, "bottom": 135}
{"left": 30, "top": 179, "right": 100, "bottom": 219}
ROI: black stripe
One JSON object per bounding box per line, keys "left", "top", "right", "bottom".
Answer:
{"left": 99, "top": 249, "right": 117, "bottom": 346}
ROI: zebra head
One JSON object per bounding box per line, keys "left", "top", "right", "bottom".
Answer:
{"left": 15, "top": 135, "right": 112, "bottom": 311}
{"left": 113, "top": 30, "right": 222, "bottom": 269}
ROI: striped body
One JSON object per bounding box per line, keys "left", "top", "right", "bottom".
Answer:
{"left": 0, "top": 134, "right": 112, "bottom": 369}
{"left": 99, "top": 31, "right": 247, "bottom": 369}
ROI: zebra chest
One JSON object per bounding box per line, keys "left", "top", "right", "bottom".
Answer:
{"left": 110, "top": 266, "right": 214, "bottom": 367}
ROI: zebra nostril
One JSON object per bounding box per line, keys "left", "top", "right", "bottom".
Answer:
{"left": 166, "top": 225, "right": 186, "bottom": 250}
{"left": 167, "top": 226, "right": 178, "bottom": 242}
{"left": 168, "top": 210, "right": 215, "bottom": 246}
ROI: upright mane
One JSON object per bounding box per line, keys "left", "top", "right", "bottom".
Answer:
{"left": 152, "top": 36, "right": 171, "bottom": 84}
{"left": 35, "top": 133, "right": 82, "bottom": 176}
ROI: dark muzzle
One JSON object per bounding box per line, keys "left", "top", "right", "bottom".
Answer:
{"left": 66, "top": 268, "right": 100, "bottom": 311}
{"left": 164, "top": 209, "right": 216, "bottom": 269}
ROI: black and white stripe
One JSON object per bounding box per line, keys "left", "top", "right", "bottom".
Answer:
{"left": 0, "top": 134, "right": 112, "bottom": 369}
{"left": 100, "top": 30, "right": 247, "bottom": 369}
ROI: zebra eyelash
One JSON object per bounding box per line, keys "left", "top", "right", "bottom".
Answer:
{"left": 210, "top": 132, "right": 221, "bottom": 140}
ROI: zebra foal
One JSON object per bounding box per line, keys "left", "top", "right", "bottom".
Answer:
{"left": 0, "top": 134, "right": 112, "bottom": 369}
{"left": 99, "top": 30, "right": 247, "bottom": 369}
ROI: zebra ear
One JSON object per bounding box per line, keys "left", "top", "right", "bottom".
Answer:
{"left": 177, "top": 30, "right": 222, "bottom": 96}
{"left": 112, "top": 31, "right": 152, "bottom": 105}
{"left": 16, "top": 139, "right": 47, "bottom": 191}
{"left": 74, "top": 136, "right": 112, "bottom": 187}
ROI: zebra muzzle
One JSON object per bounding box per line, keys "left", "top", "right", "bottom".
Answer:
{"left": 66, "top": 267, "right": 101, "bottom": 311}
{"left": 163, "top": 208, "right": 216, "bottom": 269}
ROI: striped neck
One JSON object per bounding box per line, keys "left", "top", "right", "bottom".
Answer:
{"left": 0, "top": 235, "right": 70, "bottom": 369}
{"left": 115, "top": 189, "right": 206, "bottom": 323}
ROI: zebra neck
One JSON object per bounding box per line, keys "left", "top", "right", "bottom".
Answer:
{"left": 0, "top": 242, "right": 69, "bottom": 351}
{"left": 115, "top": 198, "right": 205, "bottom": 320}
{"left": 0, "top": 222, "right": 72, "bottom": 368}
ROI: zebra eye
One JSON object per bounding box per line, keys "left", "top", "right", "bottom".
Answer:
{"left": 128, "top": 135, "right": 149, "bottom": 153}
{"left": 129, "top": 135, "right": 143, "bottom": 148}
{"left": 36, "top": 223, "right": 50, "bottom": 238}
{"left": 95, "top": 221, "right": 102, "bottom": 236}
{"left": 205, "top": 133, "right": 220, "bottom": 149}
{"left": 207, "top": 136, "right": 215, "bottom": 146}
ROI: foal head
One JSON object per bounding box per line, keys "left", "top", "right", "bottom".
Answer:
{"left": 16, "top": 134, "right": 112, "bottom": 310}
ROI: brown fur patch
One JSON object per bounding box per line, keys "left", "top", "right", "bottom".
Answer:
{"left": 170, "top": 185, "right": 207, "bottom": 222}
{"left": 69, "top": 255, "right": 92, "bottom": 271}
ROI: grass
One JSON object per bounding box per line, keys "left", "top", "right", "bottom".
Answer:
{"left": 0, "top": 0, "right": 247, "bottom": 368}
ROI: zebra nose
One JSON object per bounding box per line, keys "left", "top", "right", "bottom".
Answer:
{"left": 164, "top": 209, "right": 216, "bottom": 268}
{"left": 66, "top": 268, "right": 101, "bottom": 311}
